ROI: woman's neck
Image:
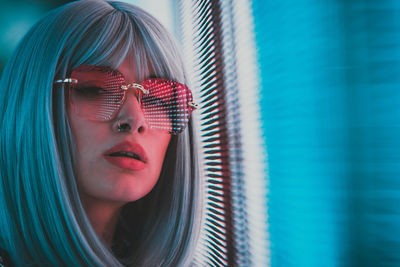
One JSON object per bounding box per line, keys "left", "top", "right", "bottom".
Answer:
{"left": 80, "top": 194, "right": 124, "bottom": 246}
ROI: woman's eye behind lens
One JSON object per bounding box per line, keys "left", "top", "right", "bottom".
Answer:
{"left": 74, "top": 86, "right": 106, "bottom": 99}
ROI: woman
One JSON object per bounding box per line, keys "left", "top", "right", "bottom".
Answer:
{"left": 0, "top": 0, "right": 200, "bottom": 266}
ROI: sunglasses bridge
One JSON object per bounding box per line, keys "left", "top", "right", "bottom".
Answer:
{"left": 121, "top": 83, "right": 149, "bottom": 94}
{"left": 120, "top": 83, "right": 149, "bottom": 105}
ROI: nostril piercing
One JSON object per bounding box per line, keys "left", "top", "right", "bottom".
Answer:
{"left": 117, "top": 120, "right": 132, "bottom": 132}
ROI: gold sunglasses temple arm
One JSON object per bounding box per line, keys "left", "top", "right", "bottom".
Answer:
{"left": 54, "top": 78, "right": 78, "bottom": 84}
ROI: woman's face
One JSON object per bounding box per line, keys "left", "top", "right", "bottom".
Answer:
{"left": 67, "top": 58, "right": 171, "bottom": 205}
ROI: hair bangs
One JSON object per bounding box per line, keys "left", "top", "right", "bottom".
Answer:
{"left": 58, "top": 1, "right": 186, "bottom": 85}
{"left": 104, "top": 1, "right": 187, "bottom": 83}
{"left": 68, "top": 11, "right": 134, "bottom": 71}
{"left": 132, "top": 17, "right": 187, "bottom": 84}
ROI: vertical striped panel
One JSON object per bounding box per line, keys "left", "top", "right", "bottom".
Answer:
{"left": 179, "top": 0, "right": 235, "bottom": 265}
{"left": 177, "top": 0, "right": 268, "bottom": 265}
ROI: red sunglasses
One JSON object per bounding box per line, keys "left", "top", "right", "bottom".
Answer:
{"left": 55, "top": 65, "right": 197, "bottom": 134}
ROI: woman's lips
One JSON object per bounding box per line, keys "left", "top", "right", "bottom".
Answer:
{"left": 104, "top": 141, "right": 148, "bottom": 171}
{"left": 104, "top": 155, "right": 146, "bottom": 171}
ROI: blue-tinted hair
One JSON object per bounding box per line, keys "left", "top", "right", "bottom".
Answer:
{"left": 0, "top": 0, "right": 200, "bottom": 265}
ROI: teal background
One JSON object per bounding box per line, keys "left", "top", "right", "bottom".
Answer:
{"left": 252, "top": 0, "right": 400, "bottom": 266}
{"left": 0, "top": 0, "right": 71, "bottom": 73}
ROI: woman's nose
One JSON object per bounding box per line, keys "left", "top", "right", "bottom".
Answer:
{"left": 113, "top": 90, "right": 148, "bottom": 134}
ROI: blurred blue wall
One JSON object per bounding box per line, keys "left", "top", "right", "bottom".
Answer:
{"left": 252, "top": 1, "right": 400, "bottom": 266}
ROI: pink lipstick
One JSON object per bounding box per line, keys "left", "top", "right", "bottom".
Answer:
{"left": 104, "top": 141, "right": 148, "bottom": 171}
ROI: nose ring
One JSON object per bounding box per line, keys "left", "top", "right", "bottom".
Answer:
{"left": 117, "top": 120, "right": 132, "bottom": 132}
